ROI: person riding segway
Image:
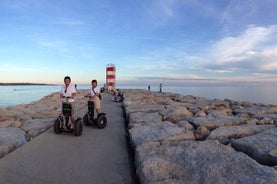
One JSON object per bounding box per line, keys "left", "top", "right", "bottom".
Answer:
{"left": 83, "top": 79, "right": 107, "bottom": 129}
{"left": 54, "top": 76, "right": 82, "bottom": 136}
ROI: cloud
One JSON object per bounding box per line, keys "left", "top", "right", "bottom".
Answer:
{"left": 220, "top": 0, "right": 277, "bottom": 32}
{"left": 203, "top": 25, "right": 277, "bottom": 74}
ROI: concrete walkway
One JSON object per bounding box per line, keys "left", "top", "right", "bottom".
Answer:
{"left": 0, "top": 94, "right": 135, "bottom": 184}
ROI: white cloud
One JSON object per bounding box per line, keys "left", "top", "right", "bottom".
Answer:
{"left": 204, "top": 25, "right": 277, "bottom": 74}
{"left": 212, "top": 25, "right": 276, "bottom": 63}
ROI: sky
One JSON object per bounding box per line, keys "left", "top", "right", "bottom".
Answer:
{"left": 0, "top": 0, "right": 277, "bottom": 86}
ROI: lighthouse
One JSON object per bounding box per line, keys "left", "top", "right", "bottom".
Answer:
{"left": 106, "top": 64, "right": 116, "bottom": 90}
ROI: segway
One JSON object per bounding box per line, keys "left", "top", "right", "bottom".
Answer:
{"left": 54, "top": 96, "right": 83, "bottom": 136}
{"left": 83, "top": 97, "right": 107, "bottom": 129}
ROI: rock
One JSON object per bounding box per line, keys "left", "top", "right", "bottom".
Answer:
{"left": 20, "top": 118, "right": 54, "bottom": 138}
{"left": 0, "top": 108, "right": 32, "bottom": 123}
{"left": 160, "top": 105, "right": 193, "bottom": 122}
{"left": 0, "top": 127, "right": 27, "bottom": 158}
{"left": 120, "top": 89, "right": 277, "bottom": 183}
{"left": 125, "top": 104, "right": 164, "bottom": 119}
{"left": 207, "top": 125, "right": 275, "bottom": 140}
{"left": 231, "top": 128, "right": 277, "bottom": 166}
{"left": 0, "top": 119, "right": 22, "bottom": 128}
{"left": 0, "top": 116, "right": 8, "bottom": 122}
{"left": 246, "top": 118, "right": 259, "bottom": 125}
{"left": 176, "top": 120, "right": 194, "bottom": 131}
{"left": 195, "top": 110, "right": 206, "bottom": 117}
{"left": 129, "top": 121, "right": 195, "bottom": 147}
{"left": 190, "top": 115, "right": 241, "bottom": 130}
{"left": 194, "top": 125, "right": 210, "bottom": 140}
{"left": 269, "top": 149, "right": 277, "bottom": 158}
{"left": 207, "top": 109, "right": 231, "bottom": 117}
{"left": 257, "top": 117, "right": 275, "bottom": 125}
{"left": 128, "top": 112, "right": 162, "bottom": 128}
{"left": 135, "top": 140, "right": 277, "bottom": 184}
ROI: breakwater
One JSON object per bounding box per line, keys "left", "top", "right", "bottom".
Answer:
{"left": 122, "top": 89, "right": 277, "bottom": 183}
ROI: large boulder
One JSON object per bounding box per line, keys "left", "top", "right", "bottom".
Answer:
{"left": 231, "top": 128, "right": 277, "bottom": 166}
{"left": 135, "top": 140, "right": 277, "bottom": 184}
{"left": 207, "top": 125, "right": 275, "bottom": 140}
{"left": 0, "top": 127, "right": 27, "bottom": 158}
{"left": 160, "top": 105, "right": 193, "bottom": 122}
{"left": 129, "top": 121, "right": 195, "bottom": 147}
{"left": 20, "top": 118, "right": 54, "bottom": 138}
{"left": 125, "top": 104, "right": 164, "bottom": 119}
{"left": 190, "top": 115, "right": 241, "bottom": 130}
{"left": 128, "top": 112, "right": 162, "bottom": 129}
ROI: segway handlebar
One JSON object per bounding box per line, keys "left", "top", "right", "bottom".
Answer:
{"left": 62, "top": 96, "right": 72, "bottom": 103}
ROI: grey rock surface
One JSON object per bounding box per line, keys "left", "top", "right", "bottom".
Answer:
{"left": 121, "top": 89, "right": 277, "bottom": 183}
{"left": 0, "top": 127, "right": 27, "bottom": 158}
{"left": 135, "top": 140, "right": 277, "bottom": 184}
{"left": 231, "top": 127, "right": 277, "bottom": 166}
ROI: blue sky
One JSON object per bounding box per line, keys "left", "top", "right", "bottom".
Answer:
{"left": 0, "top": 0, "right": 277, "bottom": 86}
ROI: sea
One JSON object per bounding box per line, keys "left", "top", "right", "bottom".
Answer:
{"left": 1, "top": 85, "right": 277, "bottom": 108}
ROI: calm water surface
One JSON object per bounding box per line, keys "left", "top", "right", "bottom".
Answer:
{"left": 0, "top": 85, "right": 277, "bottom": 107}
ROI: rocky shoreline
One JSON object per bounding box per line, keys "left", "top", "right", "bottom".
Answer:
{"left": 122, "top": 89, "right": 277, "bottom": 183}
{"left": 0, "top": 90, "right": 89, "bottom": 158}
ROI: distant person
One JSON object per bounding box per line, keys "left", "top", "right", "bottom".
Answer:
{"left": 159, "top": 83, "right": 162, "bottom": 93}
{"left": 75, "top": 84, "right": 77, "bottom": 90}
{"left": 85, "top": 79, "right": 101, "bottom": 114}
{"left": 148, "top": 85, "right": 150, "bottom": 91}
{"left": 60, "top": 76, "right": 77, "bottom": 128}
{"left": 112, "top": 89, "right": 123, "bottom": 102}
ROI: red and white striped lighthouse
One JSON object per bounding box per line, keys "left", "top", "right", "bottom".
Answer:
{"left": 106, "top": 64, "right": 116, "bottom": 90}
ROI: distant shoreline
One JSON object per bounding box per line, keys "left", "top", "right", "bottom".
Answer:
{"left": 0, "top": 83, "right": 56, "bottom": 86}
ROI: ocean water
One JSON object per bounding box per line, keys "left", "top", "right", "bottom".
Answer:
{"left": 0, "top": 85, "right": 277, "bottom": 108}
{"left": 118, "top": 85, "right": 277, "bottom": 105}
{"left": 0, "top": 85, "right": 90, "bottom": 108}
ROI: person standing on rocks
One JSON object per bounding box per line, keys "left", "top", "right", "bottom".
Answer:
{"left": 60, "top": 76, "right": 77, "bottom": 128}
{"left": 85, "top": 79, "right": 101, "bottom": 114}
{"left": 159, "top": 83, "right": 162, "bottom": 93}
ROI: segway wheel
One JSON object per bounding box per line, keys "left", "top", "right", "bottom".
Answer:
{"left": 54, "top": 118, "right": 62, "bottom": 134}
{"left": 74, "top": 118, "right": 82, "bottom": 136}
{"left": 83, "top": 113, "right": 90, "bottom": 126}
{"left": 97, "top": 115, "right": 107, "bottom": 129}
